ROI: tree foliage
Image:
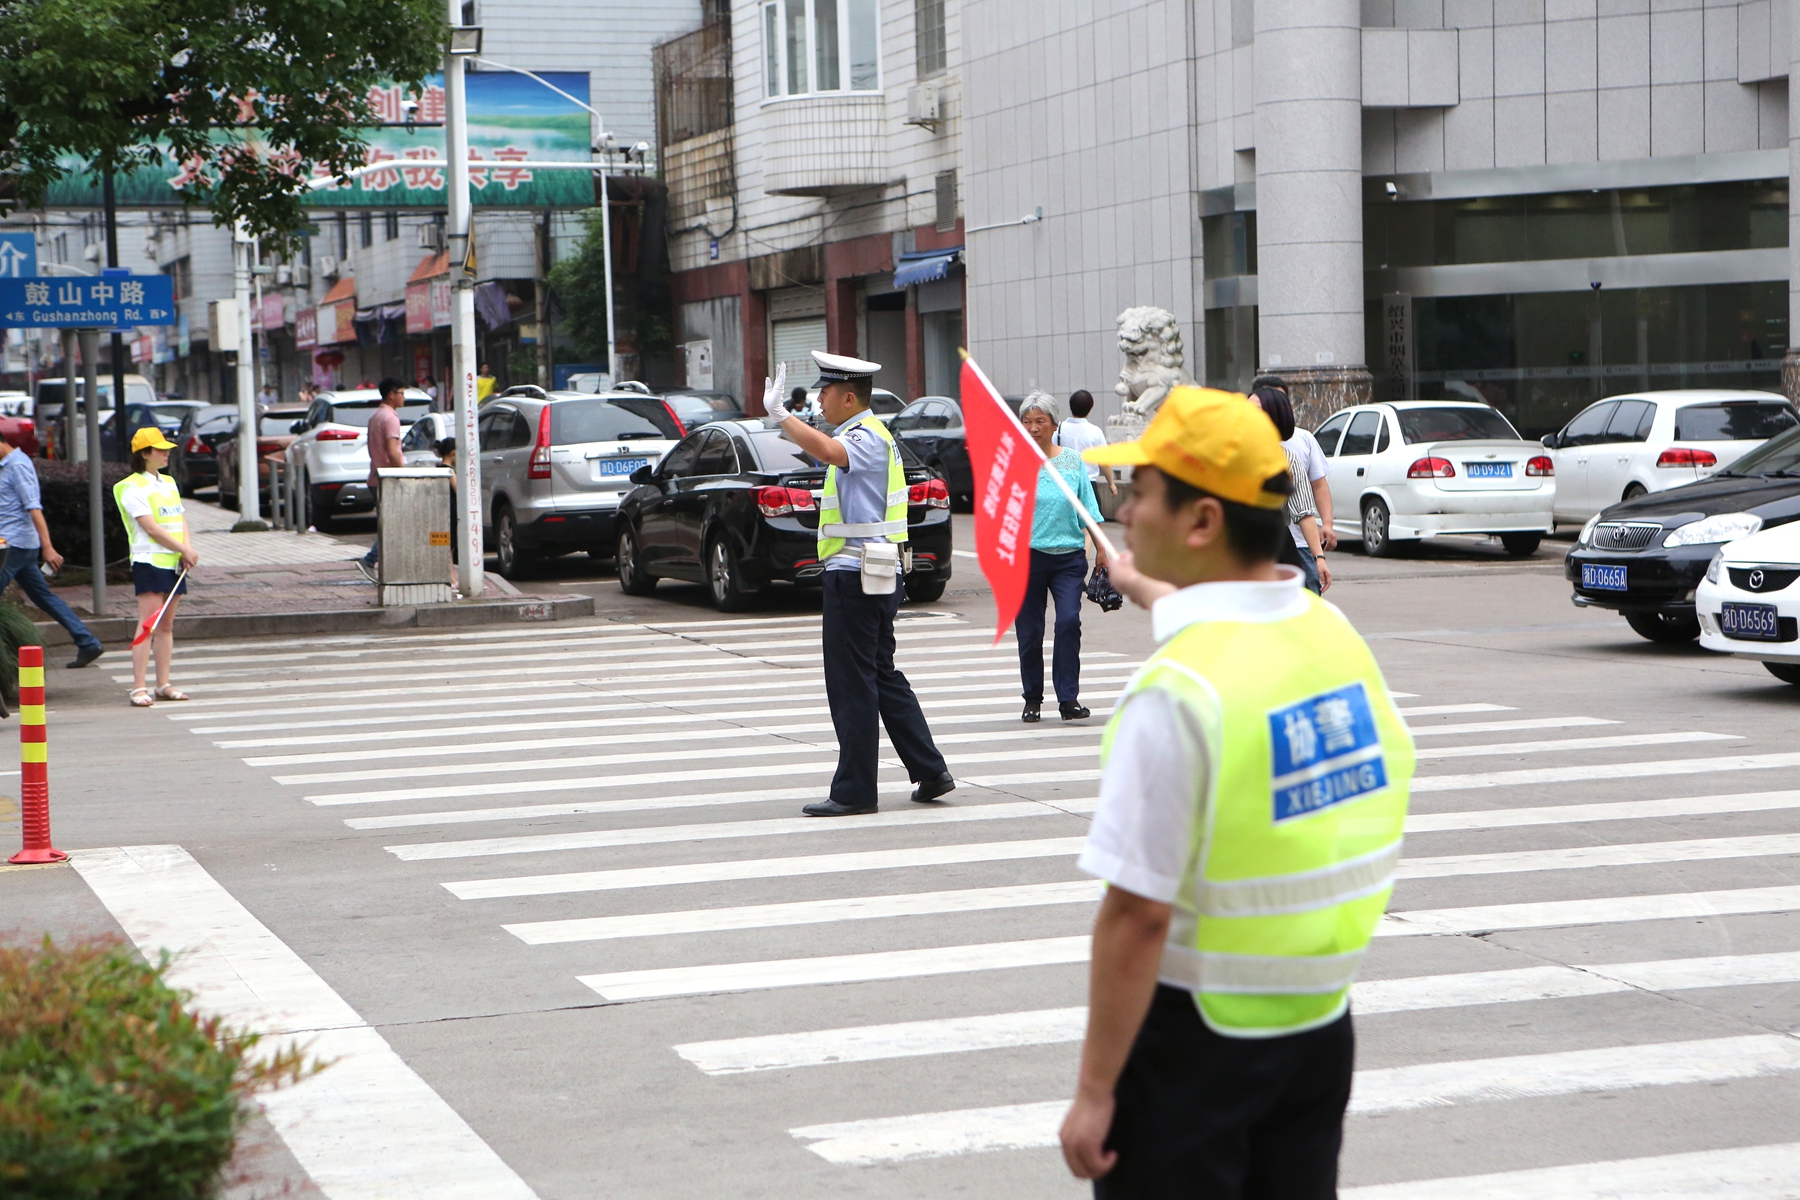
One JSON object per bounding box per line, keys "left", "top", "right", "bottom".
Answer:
{"left": 0, "top": 0, "right": 444, "bottom": 246}
{"left": 546, "top": 208, "right": 612, "bottom": 365}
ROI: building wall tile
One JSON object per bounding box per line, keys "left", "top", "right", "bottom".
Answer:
{"left": 1598, "top": 83, "right": 1652, "bottom": 155}
{"left": 1546, "top": 88, "right": 1600, "bottom": 159}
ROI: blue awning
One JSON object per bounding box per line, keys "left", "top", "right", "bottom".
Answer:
{"left": 893, "top": 247, "right": 963, "bottom": 289}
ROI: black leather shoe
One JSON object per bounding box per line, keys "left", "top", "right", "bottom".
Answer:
{"left": 1059, "top": 702, "right": 1091, "bottom": 721}
{"left": 910, "top": 772, "right": 956, "bottom": 803}
{"left": 1021, "top": 703, "right": 1042, "bottom": 723}
{"left": 66, "top": 645, "right": 103, "bottom": 669}
{"left": 802, "top": 799, "right": 878, "bottom": 817}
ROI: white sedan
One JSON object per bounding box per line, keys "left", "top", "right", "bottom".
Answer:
{"left": 287, "top": 387, "right": 432, "bottom": 530}
{"left": 1313, "top": 401, "right": 1555, "bottom": 557}
{"left": 1696, "top": 521, "right": 1800, "bottom": 687}
{"left": 1543, "top": 390, "right": 1798, "bottom": 523}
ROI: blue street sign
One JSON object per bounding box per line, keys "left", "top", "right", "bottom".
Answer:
{"left": 0, "top": 233, "right": 35, "bottom": 279}
{"left": 0, "top": 273, "right": 176, "bottom": 327}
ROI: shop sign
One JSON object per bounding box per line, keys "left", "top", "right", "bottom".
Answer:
{"left": 296, "top": 307, "right": 317, "bottom": 348}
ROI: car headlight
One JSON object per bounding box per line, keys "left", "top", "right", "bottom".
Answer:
{"left": 1705, "top": 550, "right": 1723, "bottom": 584}
{"left": 1577, "top": 515, "right": 1601, "bottom": 547}
{"left": 1663, "top": 513, "right": 1763, "bottom": 548}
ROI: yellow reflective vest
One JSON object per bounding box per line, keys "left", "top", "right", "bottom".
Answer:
{"left": 1101, "top": 590, "right": 1415, "bottom": 1036}
{"left": 817, "top": 410, "right": 909, "bottom": 562}
{"left": 113, "top": 472, "right": 187, "bottom": 569}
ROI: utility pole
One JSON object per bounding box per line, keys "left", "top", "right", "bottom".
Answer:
{"left": 102, "top": 170, "right": 127, "bottom": 464}
{"left": 446, "top": 7, "right": 484, "bottom": 596}
{"left": 78, "top": 329, "right": 104, "bottom": 618}
{"left": 232, "top": 219, "right": 265, "bottom": 530}
{"left": 599, "top": 159, "right": 615, "bottom": 385}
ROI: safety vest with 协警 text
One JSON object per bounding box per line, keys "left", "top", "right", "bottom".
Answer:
{"left": 817, "top": 410, "right": 909, "bottom": 562}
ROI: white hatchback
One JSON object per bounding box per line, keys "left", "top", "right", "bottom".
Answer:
{"left": 287, "top": 387, "right": 433, "bottom": 530}
{"left": 1696, "top": 521, "right": 1800, "bottom": 688}
{"left": 1313, "top": 401, "right": 1555, "bottom": 557}
{"left": 1543, "top": 390, "right": 1798, "bottom": 524}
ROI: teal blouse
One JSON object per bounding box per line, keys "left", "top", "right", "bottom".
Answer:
{"left": 1031, "top": 447, "right": 1103, "bottom": 553}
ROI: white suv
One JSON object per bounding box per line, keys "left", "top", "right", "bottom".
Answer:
{"left": 288, "top": 388, "right": 432, "bottom": 530}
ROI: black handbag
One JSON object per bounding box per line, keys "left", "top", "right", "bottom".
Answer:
{"left": 1085, "top": 564, "right": 1123, "bottom": 612}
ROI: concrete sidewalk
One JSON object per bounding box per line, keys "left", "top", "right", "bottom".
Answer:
{"left": 19, "top": 497, "right": 592, "bottom": 642}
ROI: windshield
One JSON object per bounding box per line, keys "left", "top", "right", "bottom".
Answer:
{"left": 326, "top": 402, "right": 431, "bottom": 428}
{"left": 667, "top": 394, "right": 739, "bottom": 419}
{"left": 549, "top": 399, "right": 667, "bottom": 444}
{"left": 1673, "top": 401, "right": 1798, "bottom": 442}
{"left": 601, "top": 396, "right": 684, "bottom": 440}
{"left": 1397, "top": 406, "right": 1521, "bottom": 444}
{"left": 1722, "top": 424, "right": 1800, "bottom": 476}
{"left": 259, "top": 413, "right": 306, "bottom": 435}
{"left": 152, "top": 403, "right": 195, "bottom": 422}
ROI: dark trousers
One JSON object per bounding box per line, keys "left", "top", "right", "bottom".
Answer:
{"left": 1096, "top": 986, "right": 1354, "bottom": 1200}
{"left": 1015, "top": 548, "right": 1086, "bottom": 704}
{"left": 821, "top": 570, "right": 948, "bottom": 806}
{"left": 0, "top": 546, "right": 100, "bottom": 652}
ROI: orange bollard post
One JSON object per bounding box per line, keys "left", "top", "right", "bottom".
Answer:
{"left": 9, "top": 646, "right": 65, "bottom": 864}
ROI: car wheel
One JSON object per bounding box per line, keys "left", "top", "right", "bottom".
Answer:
{"left": 1624, "top": 610, "right": 1701, "bottom": 643}
{"left": 616, "top": 525, "right": 657, "bottom": 595}
{"left": 1499, "top": 532, "right": 1541, "bottom": 557}
{"left": 1361, "top": 499, "right": 1396, "bottom": 558}
{"left": 1764, "top": 661, "right": 1800, "bottom": 686}
{"left": 904, "top": 575, "right": 948, "bottom": 603}
{"left": 706, "top": 536, "right": 755, "bottom": 612}
{"left": 494, "top": 505, "right": 536, "bottom": 580}
{"left": 1622, "top": 483, "right": 1648, "bottom": 501}
{"left": 305, "top": 477, "right": 336, "bottom": 532}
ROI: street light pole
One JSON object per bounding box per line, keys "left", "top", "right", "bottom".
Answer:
{"left": 445, "top": 8, "right": 484, "bottom": 596}
{"left": 232, "top": 219, "right": 265, "bottom": 530}
{"left": 599, "top": 160, "right": 615, "bottom": 385}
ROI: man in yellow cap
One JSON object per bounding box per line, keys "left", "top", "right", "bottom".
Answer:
{"left": 1058, "top": 388, "right": 1415, "bottom": 1198}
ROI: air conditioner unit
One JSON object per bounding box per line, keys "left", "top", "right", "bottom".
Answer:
{"left": 318, "top": 255, "right": 339, "bottom": 278}
{"left": 905, "top": 82, "right": 941, "bottom": 131}
{"left": 275, "top": 264, "right": 292, "bottom": 285}
{"left": 418, "top": 223, "right": 445, "bottom": 251}
{"left": 290, "top": 261, "right": 311, "bottom": 287}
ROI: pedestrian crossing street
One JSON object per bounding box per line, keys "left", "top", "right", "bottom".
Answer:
{"left": 148, "top": 611, "right": 1800, "bottom": 1195}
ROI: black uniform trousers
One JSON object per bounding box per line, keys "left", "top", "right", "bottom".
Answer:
{"left": 1096, "top": 985, "right": 1355, "bottom": 1200}
{"left": 821, "top": 570, "right": 948, "bottom": 807}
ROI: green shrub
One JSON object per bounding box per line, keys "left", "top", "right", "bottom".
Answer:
{"left": 0, "top": 597, "right": 38, "bottom": 709}
{"left": 30, "top": 458, "right": 132, "bottom": 569}
{"left": 0, "top": 937, "right": 317, "bottom": 1200}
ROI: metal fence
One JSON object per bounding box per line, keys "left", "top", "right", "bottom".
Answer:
{"left": 654, "top": 21, "right": 733, "bottom": 155}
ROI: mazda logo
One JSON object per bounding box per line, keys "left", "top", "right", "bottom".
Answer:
{"left": 1749, "top": 569, "right": 1766, "bottom": 590}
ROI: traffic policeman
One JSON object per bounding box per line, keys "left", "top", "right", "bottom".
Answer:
{"left": 1059, "top": 387, "right": 1415, "bottom": 1197}
{"left": 763, "top": 351, "right": 955, "bottom": 817}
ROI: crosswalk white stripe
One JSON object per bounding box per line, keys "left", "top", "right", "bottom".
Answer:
{"left": 673, "top": 950, "right": 1800, "bottom": 1074}
{"left": 1404, "top": 716, "right": 1615, "bottom": 738}
{"left": 1339, "top": 1142, "right": 1800, "bottom": 1200}
{"left": 239, "top": 709, "right": 1112, "bottom": 767}
{"left": 445, "top": 836, "right": 1090, "bottom": 898}
{"left": 1406, "top": 788, "right": 1800, "bottom": 831}
{"left": 167, "top": 611, "right": 840, "bottom": 655}
{"left": 785, "top": 1036, "right": 1800, "bottom": 1165}
{"left": 1398, "top": 832, "right": 1800, "bottom": 878}
{"left": 1414, "top": 751, "right": 1800, "bottom": 792}
{"left": 1412, "top": 731, "right": 1736, "bottom": 760}
{"left": 1377, "top": 884, "right": 1800, "bottom": 936}
{"left": 388, "top": 801, "right": 1073, "bottom": 861}
{"left": 1392, "top": 704, "right": 1513, "bottom": 717}
{"left": 577, "top": 935, "right": 1092, "bottom": 1001}
{"left": 504, "top": 880, "right": 1103, "bottom": 945}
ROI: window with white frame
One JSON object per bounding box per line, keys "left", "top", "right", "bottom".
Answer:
{"left": 762, "top": 0, "right": 881, "bottom": 98}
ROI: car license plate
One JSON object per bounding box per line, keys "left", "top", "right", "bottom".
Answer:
{"left": 1720, "top": 601, "right": 1781, "bottom": 641}
{"left": 1581, "top": 564, "right": 1627, "bottom": 591}
{"left": 1466, "top": 461, "right": 1513, "bottom": 478}
{"left": 598, "top": 457, "right": 649, "bottom": 477}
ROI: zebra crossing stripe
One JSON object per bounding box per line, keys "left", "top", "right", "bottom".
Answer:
{"left": 1405, "top": 716, "right": 1614, "bottom": 738}
{"left": 1412, "top": 731, "right": 1736, "bottom": 760}
{"left": 1413, "top": 752, "right": 1800, "bottom": 792}
{"left": 786, "top": 1035, "right": 1800, "bottom": 1165}
{"left": 1404, "top": 789, "right": 1800, "bottom": 832}
{"left": 1397, "top": 832, "right": 1800, "bottom": 878}
{"left": 1339, "top": 1142, "right": 1800, "bottom": 1199}
{"left": 1377, "top": 884, "right": 1800, "bottom": 937}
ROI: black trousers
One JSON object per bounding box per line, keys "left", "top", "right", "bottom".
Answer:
{"left": 1014, "top": 547, "right": 1086, "bottom": 704}
{"left": 821, "top": 570, "right": 947, "bottom": 806}
{"left": 1096, "top": 986, "right": 1354, "bottom": 1200}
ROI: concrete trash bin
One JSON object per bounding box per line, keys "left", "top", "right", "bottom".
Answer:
{"left": 376, "top": 467, "right": 455, "bottom": 606}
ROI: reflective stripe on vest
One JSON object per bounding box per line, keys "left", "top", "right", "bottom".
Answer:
{"left": 113, "top": 473, "right": 185, "bottom": 569}
{"left": 1100, "top": 592, "right": 1415, "bottom": 1036}
{"left": 818, "top": 411, "right": 909, "bottom": 560}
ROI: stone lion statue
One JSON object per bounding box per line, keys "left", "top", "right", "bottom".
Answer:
{"left": 1112, "top": 306, "right": 1192, "bottom": 423}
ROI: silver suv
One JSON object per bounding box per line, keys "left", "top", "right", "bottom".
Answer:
{"left": 479, "top": 391, "right": 679, "bottom": 577}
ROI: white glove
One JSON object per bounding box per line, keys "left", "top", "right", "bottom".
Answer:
{"left": 762, "top": 362, "right": 790, "bottom": 425}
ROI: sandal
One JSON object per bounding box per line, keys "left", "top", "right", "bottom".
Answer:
{"left": 130, "top": 688, "right": 155, "bottom": 708}
{"left": 154, "top": 685, "right": 190, "bottom": 702}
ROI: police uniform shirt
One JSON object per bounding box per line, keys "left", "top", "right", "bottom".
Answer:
{"left": 1075, "top": 569, "right": 1311, "bottom": 991}
{"left": 825, "top": 411, "right": 900, "bottom": 574}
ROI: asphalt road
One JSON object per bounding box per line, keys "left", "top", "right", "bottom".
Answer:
{"left": 5, "top": 516, "right": 1799, "bottom": 1199}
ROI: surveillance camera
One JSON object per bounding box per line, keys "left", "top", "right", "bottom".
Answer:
{"left": 401, "top": 98, "right": 419, "bottom": 115}
{"left": 1589, "top": 280, "right": 1602, "bottom": 291}
{"left": 633, "top": 141, "right": 650, "bottom": 154}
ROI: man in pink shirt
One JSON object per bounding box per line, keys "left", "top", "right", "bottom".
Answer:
{"left": 357, "top": 377, "right": 408, "bottom": 582}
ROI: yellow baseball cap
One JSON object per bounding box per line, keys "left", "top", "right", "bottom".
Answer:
{"left": 1083, "top": 386, "right": 1291, "bottom": 510}
{"left": 130, "top": 426, "right": 177, "bottom": 452}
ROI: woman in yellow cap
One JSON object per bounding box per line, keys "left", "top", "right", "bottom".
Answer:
{"left": 115, "top": 426, "right": 200, "bottom": 707}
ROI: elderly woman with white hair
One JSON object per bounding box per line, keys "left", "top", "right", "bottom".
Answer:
{"left": 1014, "top": 391, "right": 1106, "bottom": 723}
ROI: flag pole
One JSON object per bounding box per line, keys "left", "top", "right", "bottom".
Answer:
{"left": 959, "top": 350, "right": 1119, "bottom": 560}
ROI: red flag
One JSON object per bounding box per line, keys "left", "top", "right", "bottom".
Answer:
{"left": 961, "top": 356, "right": 1045, "bottom": 643}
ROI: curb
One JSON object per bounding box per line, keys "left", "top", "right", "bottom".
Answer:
{"left": 32, "top": 593, "right": 595, "bottom": 646}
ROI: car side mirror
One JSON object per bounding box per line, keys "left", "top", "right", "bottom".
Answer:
{"left": 630, "top": 465, "right": 653, "bottom": 485}
{"left": 290, "top": 420, "right": 306, "bottom": 434}
{"left": 1540, "top": 433, "right": 1558, "bottom": 449}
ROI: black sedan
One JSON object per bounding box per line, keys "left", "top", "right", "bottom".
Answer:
{"left": 615, "top": 419, "right": 954, "bottom": 611}
{"left": 891, "top": 396, "right": 973, "bottom": 510}
{"left": 170, "top": 404, "right": 238, "bottom": 495}
{"left": 1566, "top": 423, "right": 1800, "bottom": 642}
